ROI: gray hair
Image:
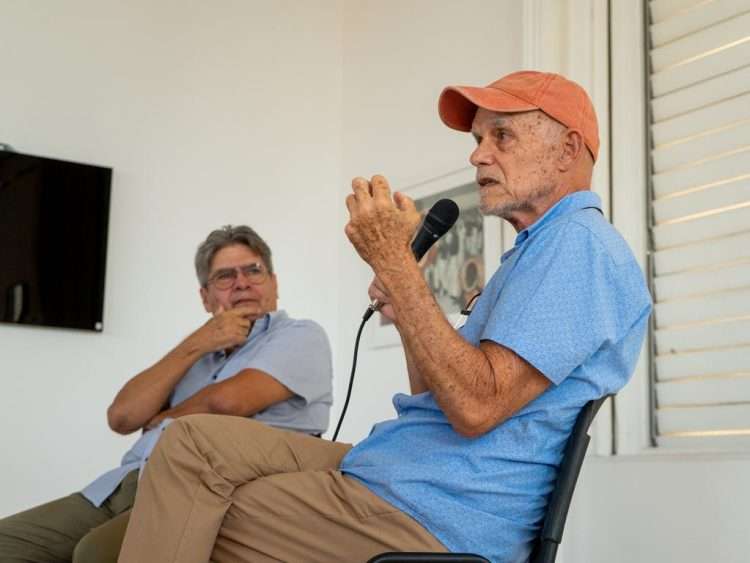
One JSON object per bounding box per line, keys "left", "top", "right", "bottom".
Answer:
{"left": 195, "top": 225, "right": 274, "bottom": 286}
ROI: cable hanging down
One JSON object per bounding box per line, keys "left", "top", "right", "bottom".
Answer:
{"left": 331, "top": 306, "right": 372, "bottom": 441}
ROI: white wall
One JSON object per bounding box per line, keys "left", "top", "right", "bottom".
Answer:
{"left": 0, "top": 0, "right": 343, "bottom": 516}
{"left": 565, "top": 454, "right": 750, "bottom": 562}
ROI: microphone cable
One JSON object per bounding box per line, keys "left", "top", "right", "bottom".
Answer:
{"left": 331, "top": 304, "right": 375, "bottom": 441}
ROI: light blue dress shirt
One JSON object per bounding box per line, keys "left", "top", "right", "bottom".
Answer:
{"left": 82, "top": 310, "right": 332, "bottom": 507}
{"left": 340, "top": 192, "right": 652, "bottom": 563}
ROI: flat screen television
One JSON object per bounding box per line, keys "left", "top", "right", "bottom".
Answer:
{"left": 0, "top": 150, "right": 112, "bottom": 331}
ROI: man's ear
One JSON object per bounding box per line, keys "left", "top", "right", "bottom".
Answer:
{"left": 559, "top": 129, "right": 585, "bottom": 171}
{"left": 199, "top": 286, "right": 212, "bottom": 313}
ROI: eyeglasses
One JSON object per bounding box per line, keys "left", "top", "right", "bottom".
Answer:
{"left": 207, "top": 263, "right": 269, "bottom": 289}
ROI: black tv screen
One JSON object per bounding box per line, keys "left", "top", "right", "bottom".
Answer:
{"left": 0, "top": 150, "right": 111, "bottom": 331}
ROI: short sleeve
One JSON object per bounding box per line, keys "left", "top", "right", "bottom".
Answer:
{"left": 229, "top": 320, "right": 332, "bottom": 405}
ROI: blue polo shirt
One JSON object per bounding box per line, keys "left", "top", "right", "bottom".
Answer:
{"left": 82, "top": 310, "right": 332, "bottom": 507}
{"left": 340, "top": 191, "right": 651, "bottom": 563}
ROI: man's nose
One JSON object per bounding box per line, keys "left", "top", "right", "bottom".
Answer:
{"left": 233, "top": 269, "right": 253, "bottom": 288}
{"left": 470, "top": 140, "right": 492, "bottom": 167}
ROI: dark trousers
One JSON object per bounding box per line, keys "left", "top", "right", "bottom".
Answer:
{"left": 0, "top": 470, "right": 136, "bottom": 563}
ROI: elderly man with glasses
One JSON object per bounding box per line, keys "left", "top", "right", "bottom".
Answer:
{"left": 0, "top": 225, "right": 333, "bottom": 563}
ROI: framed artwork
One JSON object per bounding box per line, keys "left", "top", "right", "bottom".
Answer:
{"left": 370, "top": 167, "right": 503, "bottom": 348}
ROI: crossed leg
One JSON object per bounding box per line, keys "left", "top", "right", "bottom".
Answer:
{"left": 118, "top": 415, "right": 445, "bottom": 563}
{"left": 213, "top": 468, "right": 446, "bottom": 562}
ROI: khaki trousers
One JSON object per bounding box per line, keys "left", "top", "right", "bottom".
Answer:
{"left": 118, "top": 414, "right": 447, "bottom": 563}
{"left": 0, "top": 471, "right": 135, "bottom": 563}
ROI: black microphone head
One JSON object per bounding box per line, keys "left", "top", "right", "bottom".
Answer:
{"left": 424, "top": 198, "right": 460, "bottom": 232}
{"left": 411, "top": 198, "right": 460, "bottom": 261}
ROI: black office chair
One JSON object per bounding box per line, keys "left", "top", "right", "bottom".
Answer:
{"left": 367, "top": 396, "right": 609, "bottom": 563}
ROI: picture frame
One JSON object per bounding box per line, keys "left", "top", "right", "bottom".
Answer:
{"left": 370, "top": 166, "right": 504, "bottom": 349}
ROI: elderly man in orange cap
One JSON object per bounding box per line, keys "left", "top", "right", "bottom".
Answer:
{"left": 115, "top": 71, "right": 651, "bottom": 563}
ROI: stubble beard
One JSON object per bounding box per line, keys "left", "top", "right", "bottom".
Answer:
{"left": 480, "top": 182, "right": 557, "bottom": 220}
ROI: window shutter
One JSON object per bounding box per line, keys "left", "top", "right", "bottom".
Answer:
{"left": 648, "top": 0, "right": 750, "bottom": 449}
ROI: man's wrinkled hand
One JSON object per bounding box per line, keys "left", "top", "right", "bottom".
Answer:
{"left": 191, "top": 305, "right": 256, "bottom": 353}
{"left": 368, "top": 276, "right": 397, "bottom": 323}
{"left": 344, "top": 175, "right": 421, "bottom": 270}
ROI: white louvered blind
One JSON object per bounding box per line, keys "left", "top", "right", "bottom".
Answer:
{"left": 648, "top": 0, "right": 750, "bottom": 450}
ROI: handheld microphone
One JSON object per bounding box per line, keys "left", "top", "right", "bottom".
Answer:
{"left": 364, "top": 198, "right": 459, "bottom": 321}
{"left": 410, "top": 198, "right": 461, "bottom": 261}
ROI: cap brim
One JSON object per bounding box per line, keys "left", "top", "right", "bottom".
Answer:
{"left": 438, "top": 86, "right": 539, "bottom": 131}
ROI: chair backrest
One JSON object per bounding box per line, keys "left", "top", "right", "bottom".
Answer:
{"left": 527, "top": 395, "right": 609, "bottom": 563}
{"left": 368, "top": 396, "right": 610, "bottom": 563}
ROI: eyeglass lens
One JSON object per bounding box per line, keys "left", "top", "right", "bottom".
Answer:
{"left": 210, "top": 263, "right": 267, "bottom": 288}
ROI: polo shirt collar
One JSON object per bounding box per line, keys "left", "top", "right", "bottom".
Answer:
{"left": 515, "top": 190, "right": 601, "bottom": 245}
{"left": 249, "top": 309, "right": 286, "bottom": 338}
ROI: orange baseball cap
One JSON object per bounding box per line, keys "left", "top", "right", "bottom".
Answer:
{"left": 438, "top": 70, "right": 600, "bottom": 162}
